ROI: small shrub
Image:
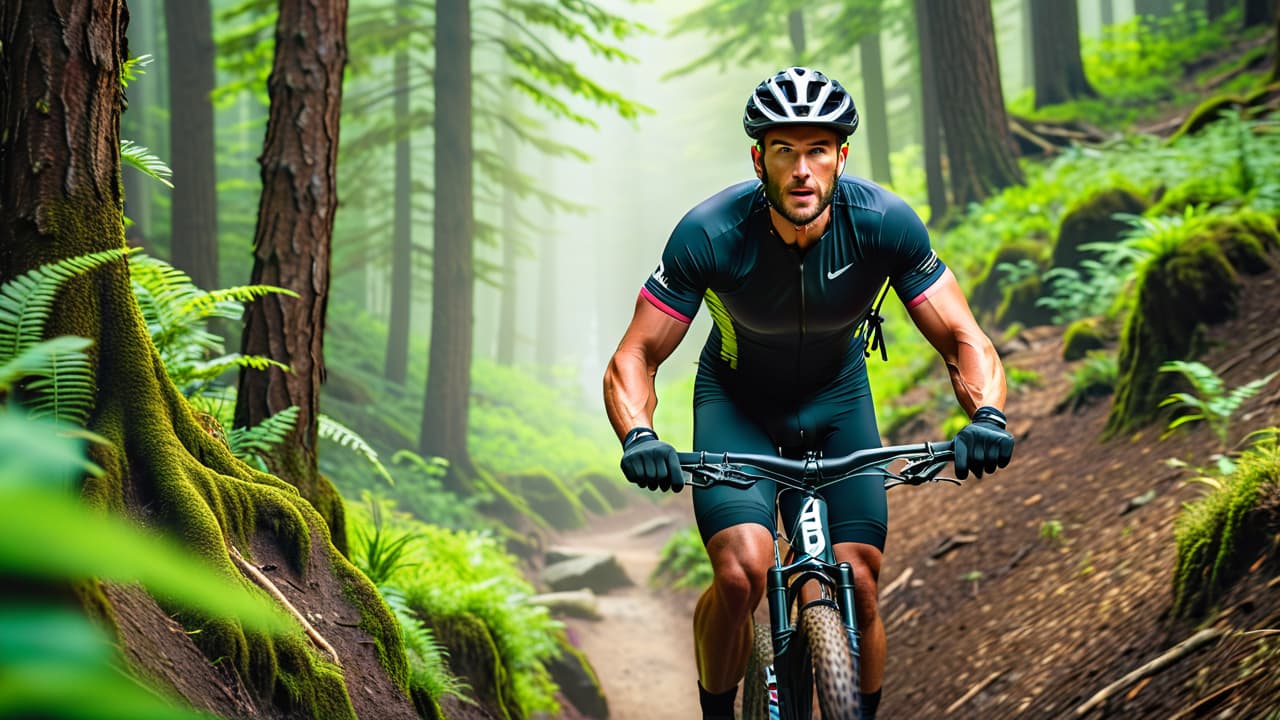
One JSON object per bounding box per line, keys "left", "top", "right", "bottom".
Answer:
{"left": 1062, "top": 318, "right": 1108, "bottom": 361}
{"left": 1159, "top": 361, "right": 1279, "bottom": 446}
{"left": 651, "top": 527, "right": 712, "bottom": 590}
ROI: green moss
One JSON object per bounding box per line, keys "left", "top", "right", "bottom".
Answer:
{"left": 1169, "top": 83, "right": 1280, "bottom": 142}
{"left": 995, "top": 274, "right": 1056, "bottom": 328}
{"left": 1104, "top": 226, "right": 1248, "bottom": 437}
{"left": 472, "top": 468, "right": 550, "bottom": 532}
{"left": 1062, "top": 317, "right": 1108, "bottom": 361}
{"left": 573, "top": 470, "right": 631, "bottom": 511}
{"left": 429, "top": 611, "right": 520, "bottom": 720}
{"left": 545, "top": 630, "right": 608, "bottom": 720}
{"left": 1172, "top": 435, "right": 1280, "bottom": 618}
{"left": 968, "top": 240, "right": 1046, "bottom": 321}
{"left": 576, "top": 482, "right": 611, "bottom": 515}
{"left": 502, "top": 469, "right": 587, "bottom": 531}
{"left": 1053, "top": 187, "right": 1149, "bottom": 272}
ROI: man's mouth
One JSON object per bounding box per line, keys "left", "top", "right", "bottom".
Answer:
{"left": 789, "top": 187, "right": 816, "bottom": 199}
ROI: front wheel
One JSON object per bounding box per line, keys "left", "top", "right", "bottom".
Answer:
{"left": 800, "top": 603, "right": 860, "bottom": 720}
{"left": 741, "top": 622, "right": 775, "bottom": 720}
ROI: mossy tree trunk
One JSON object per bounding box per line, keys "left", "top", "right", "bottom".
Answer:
{"left": 914, "top": 0, "right": 949, "bottom": 224}
{"left": 925, "top": 0, "right": 1025, "bottom": 208}
{"left": 0, "top": 1, "right": 406, "bottom": 714}
{"left": 1243, "top": 0, "right": 1276, "bottom": 28}
{"left": 1273, "top": 6, "right": 1280, "bottom": 82}
{"left": 384, "top": 0, "right": 414, "bottom": 386}
{"left": 235, "top": 0, "right": 349, "bottom": 552}
{"left": 421, "top": 0, "right": 478, "bottom": 492}
{"left": 165, "top": 0, "right": 218, "bottom": 291}
{"left": 1029, "top": 0, "right": 1097, "bottom": 109}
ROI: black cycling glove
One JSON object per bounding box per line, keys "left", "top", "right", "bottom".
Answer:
{"left": 619, "top": 427, "right": 685, "bottom": 493}
{"left": 953, "top": 406, "right": 1015, "bottom": 480}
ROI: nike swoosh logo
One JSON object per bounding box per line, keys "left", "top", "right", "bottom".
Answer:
{"left": 827, "top": 263, "right": 854, "bottom": 280}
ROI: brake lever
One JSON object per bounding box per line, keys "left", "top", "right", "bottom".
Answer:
{"left": 685, "top": 464, "right": 760, "bottom": 490}
{"left": 894, "top": 457, "right": 962, "bottom": 486}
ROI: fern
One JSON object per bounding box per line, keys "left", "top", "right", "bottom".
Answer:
{"left": 380, "top": 584, "right": 470, "bottom": 702}
{"left": 0, "top": 250, "right": 128, "bottom": 425}
{"left": 1160, "top": 361, "right": 1279, "bottom": 445}
{"left": 119, "top": 140, "right": 173, "bottom": 188}
{"left": 227, "top": 405, "right": 299, "bottom": 468}
{"left": 319, "top": 413, "right": 394, "bottom": 486}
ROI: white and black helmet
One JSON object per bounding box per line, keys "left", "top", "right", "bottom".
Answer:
{"left": 743, "top": 67, "right": 859, "bottom": 141}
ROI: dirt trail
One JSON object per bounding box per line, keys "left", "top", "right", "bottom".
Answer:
{"left": 556, "top": 499, "right": 703, "bottom": 720}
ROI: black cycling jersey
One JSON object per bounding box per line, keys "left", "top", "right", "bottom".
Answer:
{"left": 641, "top": 175, "right": 947, "bottom": 398}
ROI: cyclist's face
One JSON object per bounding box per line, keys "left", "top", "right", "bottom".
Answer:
{"left": 752, "top": 126, "right": 847, "bottom": 227}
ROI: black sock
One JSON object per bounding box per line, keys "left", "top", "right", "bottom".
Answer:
{"left": 859, "top": 688, "right": 882, "bottom": 720}
{"left": 698, "top": 681, "right": 737, "bottom": 719}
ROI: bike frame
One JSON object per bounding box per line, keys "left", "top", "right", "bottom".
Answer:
{"left": 680, "top": 441, "right": 956, "bottom": 720}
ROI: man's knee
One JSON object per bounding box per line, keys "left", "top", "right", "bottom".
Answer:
{"left": 706, "top": 524, "right": 774, "bottom": 616}
{"left": 836, "top": 543, "right": 883, "bottom": 611}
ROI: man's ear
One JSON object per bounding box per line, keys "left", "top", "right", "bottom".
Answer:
{"left": 751, "top": 143, "right": 764, "bottom": 180}
{"left": 837, "top": 143, "right": 849, "bottom": 174}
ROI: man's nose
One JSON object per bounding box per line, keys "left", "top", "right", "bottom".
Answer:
{"left": 792, "top": 155, "right": 811, "bottom": 177}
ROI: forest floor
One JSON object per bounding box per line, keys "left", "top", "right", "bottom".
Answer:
{"left": 555, "top": 266, "right": 1280, "bottom": 719}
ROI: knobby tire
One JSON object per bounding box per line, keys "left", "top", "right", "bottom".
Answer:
{"left": 742, "top": 623, "right": 774, "bottom": 720}
{"left": 801, "top": 603, "right": 860, "bottom": 720}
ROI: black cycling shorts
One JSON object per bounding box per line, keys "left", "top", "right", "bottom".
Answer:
{"left": 691, "top": 355, "right": 887, "bottom": 550}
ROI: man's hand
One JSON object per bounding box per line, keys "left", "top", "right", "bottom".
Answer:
{"left": 953, "top": 406, "right": 1014, "bottom": 479}
{"left": 620, "top": 427, "right": 685, "bottom": 493}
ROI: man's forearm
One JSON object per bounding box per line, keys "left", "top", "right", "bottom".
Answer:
{"left": 945, "top": 332, "right": 1006, "bottom": 416}
{"left": 603, "top": 349, "right": 659, "bottom": 442}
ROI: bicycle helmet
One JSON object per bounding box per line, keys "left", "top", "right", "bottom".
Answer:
{"left": 743, "top": 67, "right": 859, "bottom": 141}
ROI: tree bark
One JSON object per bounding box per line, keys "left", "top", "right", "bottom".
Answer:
{"left": 1100, "top": 0, "right": 1114, "bottom": 26}
{"left": 0, "top": 0, "right": 405, "bottom": 712}
{"left": 421, "top": 0, "right": 476, "bottom": 491}
{"left": 1243, "top": 0, "right": 1277, "bottom": 27}
{"left": 497, "top": 151, "right": 518, "bottom": 366}
{"left": 235, "top": 0, "right": 349, "bottom": 550}
{"left": 384, "top": 1, "right": 413, "bottom": 385}
{"left": 537, "top": 231, "right": 558, "bottom": 375}
{"left": 924, "top": 0, "right": 1025, "bottom": 209}
{"left": 1030, "top": 0, "right": 1097, "bottom": 109}
{"left": 859, "top": 16, "right": 893, "bottom": 185}
{"left": 165, "top": 0, "right": 218, "bottom": 290}
{"left": 914, "top": 0, "right": 949, "bottom": 223}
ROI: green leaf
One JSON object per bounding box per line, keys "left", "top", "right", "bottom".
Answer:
{"left": 0, "top": 489, "right": 290, "bottom": 633}
{"left": 120, "top": 140, "right": 174, "bottom": 188}
{"left": 319, "top": 414, "right": 394, "bottom": 486}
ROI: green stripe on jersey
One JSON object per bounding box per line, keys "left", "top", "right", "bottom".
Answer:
{"left": 704, "top": 290, "right": 738, "bottom": 369}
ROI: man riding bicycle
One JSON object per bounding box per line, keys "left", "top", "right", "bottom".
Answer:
{"left": 602, "top": 67, "right": 1015, "bottom": 720}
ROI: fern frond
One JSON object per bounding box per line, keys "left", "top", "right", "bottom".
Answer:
{"left": 0, "top": 336, "right": 93, "bottom": 393}
{"left": 391, "top": 449, "right": 451, "bottom": 478}
{"left": 320, "top": 414, "right": 394, "bottom": 486}
{"left": 0, "top": 249, "right": 129, "bottom": 363}
{"left": 180, "top": 285, "right": 299, "bottom": 319}
{"left": 120, "top": 140, "right": 173, "bottom": 188}
{"left": 23, "top": 341, "right": 95, "bottom": 426}
{"left": 227, "top": 405, "right": 299, "bottom": 463}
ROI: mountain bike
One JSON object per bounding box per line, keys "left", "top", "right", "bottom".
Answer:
{"left": 678, "top": 440, "right": 958, "bottom": 720}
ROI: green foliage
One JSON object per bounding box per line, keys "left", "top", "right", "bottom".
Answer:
{"left": 651, "top": 526, "right": 713, "bottom": 591}
{"left": 319, "top": 414, "right": 395, "bottom": 487}
{"left": 352, "top": 496, "right": 420, "bottom": 587}
{"left": 349, "top": 499, "right": 564, "bottom": 716}
{"left": 1173, "top": 429, "right": 1280, "bottom": 617}
{"left": 0, "top": 249, "right": 128, "bottom": 426}
{"left": 1061, "top": 318, "right": 1108, "bottom": 362}
{"left": 1005, "top": 366, "right": 1044, "bottom": 394}
{"left": 129, "top": 252, "right": 294, "bottom": 401}
{"left": 1059, "top": 351, "right": 1118, "bottom": 413}
{"left": 226, "top": 405, "right": 299, "bottom": 470}
{"left": 120, "top": 139, "right": 173, "bottom": 189}
{"left": 1159, "top": 361, "right": 1279, "bottom": 445}
{"left": 1038, "top": 519, "right": 1064, "bottom": 545}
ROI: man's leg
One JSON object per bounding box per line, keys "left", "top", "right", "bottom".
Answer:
{"left": 835, "top": 541, "right": 885, "bottom": 710}
{"left": 694, "top": 522, "right": 776, "bottom": 695}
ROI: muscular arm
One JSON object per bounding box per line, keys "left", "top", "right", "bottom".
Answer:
{"left": 906, "top": 269, "right": 1006, "bottom": 416}
{"left": 604, "top": 295, "right": 693, "bottom": 442}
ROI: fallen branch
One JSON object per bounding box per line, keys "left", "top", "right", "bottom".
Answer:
{"left": 946, "top": 670, "right": 1002, "bottom": 714}
{"left": 1073, "top": 627, "right": 1227, "bottom": 716}
{"left": 879, "top": 567, "right": 913, "bottom": 602}
{"left": 228, "top": 544, "right": 342, "bottom": 666}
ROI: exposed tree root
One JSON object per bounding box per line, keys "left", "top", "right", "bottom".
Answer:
{"left": 1074, "top": 627, "right": 1228, "bottom": 716}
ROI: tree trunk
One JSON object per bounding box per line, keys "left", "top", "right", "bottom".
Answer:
{"left": 1135, "top": 0, "right": 1176, "bottom": 19}
{"left": 384, "top": 4, "right": 412, "bottom": 385}
{"left": 421, "top": 0, "right": 476, "bottom": 491}
{"left": 1030, "top": 0, "right": 1097, "bottom": 109}
{"left": 1022, "top": 0, "right": 1035, "bottom": 90}
{"left": 788, "top": 10, "right": 805, "bottom": 58}
{"left": 1273, "top": 7, "right": 1280, "bottom": 82}
{"left": 915, "top": 0, "right": 949, "bottom": 223}
{"left": 121, "top": 0, "right": 157, "bottom": 252}
{"left": 537, "top": 231, "right": 558, "bottom": 375}
{"left": 1204, "top": 0, "right": 1228, "bottom": 21}
{"left": 0, "top": 1, "right": 406, "bottom": 714}
{"left": 496, "top": 154, "right": 518, "bottom": 366}
{"left": 165, "top": 0, "right": 218, "bottom": 290}
{"left": 859, "top": 18, "right": 893, "bottom": 185}
{"left": 1100, "top": 0, "right": 1114, "bottom": 26}
{"left": 235, "top": 0, "right": 349, "bottom": 551}
{"left": 925, "top": 0, "right": 1025, "bottom": 209}
{"left": 1243, "top": 0, "right": 1276, "bottom": 27}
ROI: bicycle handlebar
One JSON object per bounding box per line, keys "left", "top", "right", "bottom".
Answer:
{"left": 677, "top": 440, "right": 958, "bottom": 491}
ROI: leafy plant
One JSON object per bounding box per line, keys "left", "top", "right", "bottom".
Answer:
{"left": 1039, "top": 519, "right": 1065, "bottom": 545}
{"left": 1059, "top": 351, "right": 1119, "bottom": 413}
{"left": 0, "top": 249, "right": 128, "bottom": 426}
{"left": 352, "top": 495, "right": 419, "bottom": 587}
{"left": 651, "top": 526, "right": 712, "bottom": 591}
{"left": 320, "top": 414, "right": 394, "bottom": 486}
{"left": 226, "top": 405, "right": 299, "bottom": 471}
{"left": 1159, "top": 361, "right": 1279, "bottom": 445}
{"left": 120, "top": 139, "right": 173, "bottom": 189}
